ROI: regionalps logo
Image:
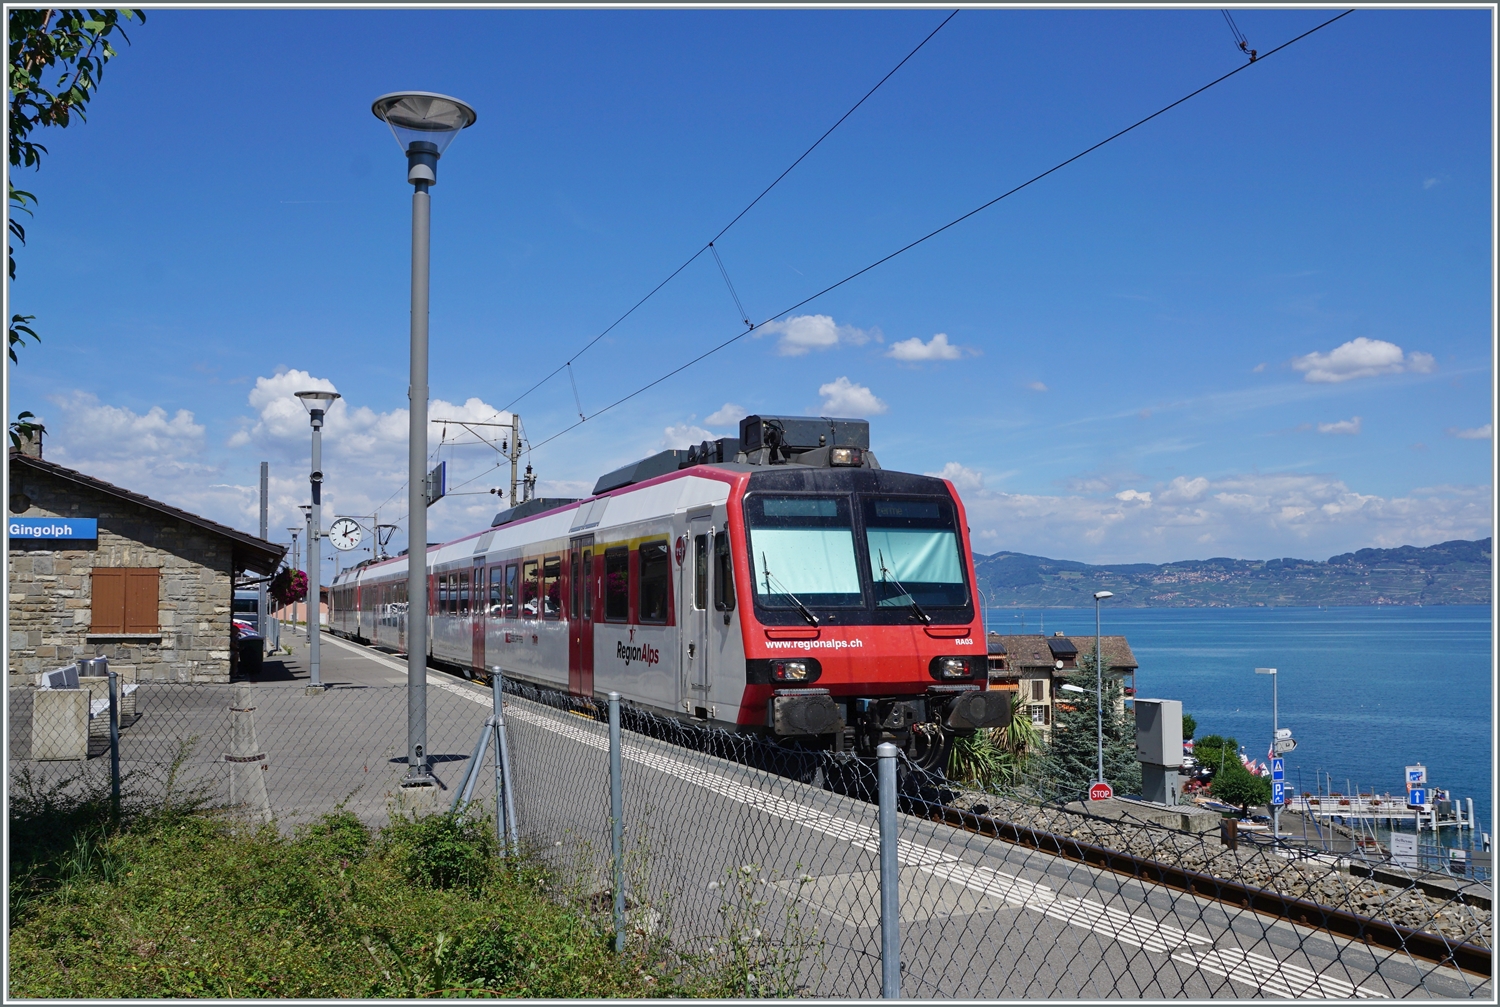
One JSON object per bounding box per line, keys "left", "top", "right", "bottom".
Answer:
{"left": 616, "top": 640, "right": 660, "bottom": 667}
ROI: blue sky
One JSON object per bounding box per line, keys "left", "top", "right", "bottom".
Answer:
{"left": 7, "top": 7, "right": 1493, "bottom": 569}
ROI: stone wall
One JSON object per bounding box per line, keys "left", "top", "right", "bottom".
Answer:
{"left": 8, "top": 465, "right": 235, "bottom": 683}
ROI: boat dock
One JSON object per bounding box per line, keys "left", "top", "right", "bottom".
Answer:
{"left": 1288, "top": 792, "right": 1479, "bottom": 833}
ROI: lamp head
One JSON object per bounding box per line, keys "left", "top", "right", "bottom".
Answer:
{"left": 1255, "top": 667, "right": 1277, "bottom": 676}
{"left": 1093, "top": 590, "right": 1114, "bottom": 601}
{"left": 296, "top": 389, "right": 341, "bottom": 415}
{"left": 372, "top": 92, "right": 477, "bottom": 185}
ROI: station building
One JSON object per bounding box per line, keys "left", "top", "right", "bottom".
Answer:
{"left": 7, "top": 435, "right": 284, "bottom": 684}
{"left": 986, "top": 631, "right": 1139, "bottom": 735}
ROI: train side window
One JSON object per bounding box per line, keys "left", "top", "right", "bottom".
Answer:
{"left": 459, "top": 572, "right": 470, "bottom": 615}
{"left": 504, "top": 563, "right": 518, "bottom": 618}
{"left": 714, "top": 532, "right": 735, "bottom": 611}
{"left": 604, "top": 547, "right": 629, "bottom": 622}
{"left": 639, "top": 540, "right": 669, "bottom": 624}
{"left": 542, "top": 557, "right": 561, "bottom": 619}
{"left": 693, "top": 535, "right": 708, "bottom": 611}
{"left": 438, "top": 575, "right": 449, "bottom": 614}
{"left": 521, "top": 561, "right": 539, "bottom": 619}
{"left": 489, "top": 567, "right": 503, "bottom": 616}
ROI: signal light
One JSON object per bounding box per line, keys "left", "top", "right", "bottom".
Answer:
{"left": 929, "top": 656, "right": 973, "bottom": 680}
{"left": 772, "top": 660, "right": 811, "bottom": 682}
{"left": 829, "top": 446, "right": 863, "bottom": 467}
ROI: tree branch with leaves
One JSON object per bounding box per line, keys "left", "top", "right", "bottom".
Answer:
{"left": 8, "top": 7, "right": 144, "bottom": 363}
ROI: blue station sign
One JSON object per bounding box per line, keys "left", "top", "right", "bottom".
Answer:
{"left": 8, "top": 517, "right": 98, "bottom": 540}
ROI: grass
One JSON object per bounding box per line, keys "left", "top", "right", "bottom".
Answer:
{"left": 7, "top": 776, "right": 789, "bottom": 998}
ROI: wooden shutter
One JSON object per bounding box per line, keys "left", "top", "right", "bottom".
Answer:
{"left": 91, "top": 569, "right": 126, "bottom": 633}
{"left": 124, "top": 569, "right": 160, "bottom": 633}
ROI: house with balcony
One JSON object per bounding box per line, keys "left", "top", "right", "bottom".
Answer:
{"left": 986, "top": 631, "right": 1138, "bottom": 737}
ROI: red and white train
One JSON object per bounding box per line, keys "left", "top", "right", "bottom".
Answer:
{"left": 330, "top": 415, "right": 1009, "bottom": 768}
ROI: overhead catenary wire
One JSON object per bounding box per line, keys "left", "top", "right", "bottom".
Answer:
{"left": 496, "top": 9, "right": 960, "bottom": 417}
{"left": 1221, "top": 9, "right": 1257, "bottom": 61}
{"left": 525, "top": 9, "right": 1355, "bottom": 457}
{"left": 709, "top": 242, "right": 753, "bottom": 329}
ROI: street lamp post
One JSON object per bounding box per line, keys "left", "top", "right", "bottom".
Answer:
{"left": 373, "top": 91, "right": 477, "bottom": 786}
{"left": 1093, "top": 590, "right": 1114, "bottom": 787}
{"left": 286, "top": 527, "right": 300, "bottom": 633}
{"left": 1256, "top": 667, "right": 1279, "bottom": 840}
{"left": 297, "top": 390, "right": 341, "bottom": 693}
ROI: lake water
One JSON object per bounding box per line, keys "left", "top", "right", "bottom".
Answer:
{"left": 982, "top": 606, "right": 1494, "bottom": 837}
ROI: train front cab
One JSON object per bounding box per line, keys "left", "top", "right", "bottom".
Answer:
{"left": 729, "top": 466, "right": 1009, "bottom": 768}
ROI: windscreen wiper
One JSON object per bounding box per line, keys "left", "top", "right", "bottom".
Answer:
{"left": 760, "top": 553, "right": 819, "bottom": 627}
{"left": 877, "top": 549, "right": 931, "bottom": 625}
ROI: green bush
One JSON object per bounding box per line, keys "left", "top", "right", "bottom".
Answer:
{"left": 379, "top": 810, "right": 493, "bottom": 892}
{"left": 6, "top": 805, "right": 693, "bottom": 998}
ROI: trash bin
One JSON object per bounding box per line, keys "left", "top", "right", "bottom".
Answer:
{"left": 238, "top": 635, "right": 264, "bottom": 675}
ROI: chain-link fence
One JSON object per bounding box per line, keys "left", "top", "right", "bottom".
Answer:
{"left": 10, "top": 666, "right": 1493, "bottom": 998}
{"left": 8, "top": 673, "right": 496, "bottom": 834}
{"left": 499, "top": 678, "right": 1492, "bottom": 999}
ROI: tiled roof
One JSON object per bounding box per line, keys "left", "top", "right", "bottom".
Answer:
{"left": 985, "top": 632, "right": 1138, "bottom": 672}
{"left": 10, "top": 451, "right": 286, "bottom": 576}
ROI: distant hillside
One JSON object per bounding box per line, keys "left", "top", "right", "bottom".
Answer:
{"left": 974, "top": 538, "right": 1491, "bottom": 608}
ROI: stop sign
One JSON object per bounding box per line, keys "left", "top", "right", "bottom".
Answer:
{"left": 1089, "top": 782, "right": 1114, "bottom": 801}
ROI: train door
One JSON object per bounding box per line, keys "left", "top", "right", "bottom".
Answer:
{"left": 706, "top": 507, "right": 738, "bottom": 705}
{"left": 472, "top": 558, "right": 486, "bottom": 676}
{"left": 568, "top": 535, "right": 595, "bottom": 697}
{"left": 682, "top": 509, "right": 712, "bottom": 712}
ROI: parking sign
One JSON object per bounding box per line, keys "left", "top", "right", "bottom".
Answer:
{"left": 1271, "top": 781, "right": 1286, "bottom": 806}
{"left": 1271, "top": 758, "right": 1284, "bottom": 782}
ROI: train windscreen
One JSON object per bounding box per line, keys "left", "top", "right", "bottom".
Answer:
{"left": 863, "top": 498, "right": 968, "bottom": 608}
{"left": 744, "top": 495, "right": 863, "bottom": 608}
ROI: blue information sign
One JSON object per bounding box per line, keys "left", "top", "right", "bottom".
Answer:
{"left": 1271, "top": 781, "right": 1286, "bottom": 806}
{"left": 1271, "top": 758, "right": 1285, "bottom": 782}
{"left": 1408, "top": 788, "right": 1427, "bottom": 808}
{"left": 8, "top": 517, "right": 97, "bottom": 540}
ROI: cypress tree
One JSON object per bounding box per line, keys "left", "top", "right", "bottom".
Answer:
{"left": 1035, "top": 651, "right": 1142, "bottom": 800}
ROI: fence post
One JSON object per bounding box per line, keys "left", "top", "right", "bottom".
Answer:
{"left": 107, "top": 670, "right": 121, "bottom": 819}
{"left": 877, "top": 741, "right": 901, "bottom": 999}
{"left": 491, "top": 669, "right": 519, "bottom": 855}
{"left": 609, "top": 690, "right": 625, "bottom": 953}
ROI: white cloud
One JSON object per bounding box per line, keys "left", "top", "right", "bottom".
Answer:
{"left": 1423, "top": 177, "right": 1441, "bottom": 189}
{"left": 886, "top": 332, "right": 965, "bottom": 362}
{"left": 962, "top": 472, "right": 1492, "bottom": 563}
{"left": 1252, "top": 363, "right": 1266, "bottom": 373}
{"left": 1317, "top": 416, "right": 1362, "bottom": 435}
{"left": 704, "top": 403, "right": 745, "bottom": 427}
{"left": 39, "top": 373, "right": 520, "bottom": 559}
{"left": 925, "top": 462, "right": 984, "bottom": 493}
{"left": 818, "top": 377, "right": 887, "bottom": 416}
{"left": 1449, "top": 424, "right": 1492, "bottom": 440}
{"left": 1292, "top": 338, "right": 1436, "bottom": 383}
{"left": 661, "top": 423, "right": 715, "bottom": 449}
{"left": 1027, "top": 381, "right": 1048, "bottom": 393}
{"left": 759, "top": 314, "right": 875, "bottom": 356}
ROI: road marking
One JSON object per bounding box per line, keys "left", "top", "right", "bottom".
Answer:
{"left": 1171, "top": 946, "right": 1380, "bottom": 998}
{"left": 324, "top": 637, "right": 1216, "bottom": 961}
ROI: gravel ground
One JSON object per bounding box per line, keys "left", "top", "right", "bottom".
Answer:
{"left": 946, "top": 788, "right": 1492, "bottom": 949}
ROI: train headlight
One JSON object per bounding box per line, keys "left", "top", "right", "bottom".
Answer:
{"left": 929, "top": 656, "right": 973, "bottom": 680}
{"left": 829, "top": 446, "right": 863, "bottom": 467}
{"left": 772, "top": 660, "right": 811, "bottom": 682}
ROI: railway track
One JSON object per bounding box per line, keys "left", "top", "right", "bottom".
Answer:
{"left": 346, "top": 633, "right": 1492, "bottom": 980}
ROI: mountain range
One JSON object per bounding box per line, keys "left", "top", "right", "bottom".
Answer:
{"left": 973, "top": 538, "right": 1492, "bottom": 608}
